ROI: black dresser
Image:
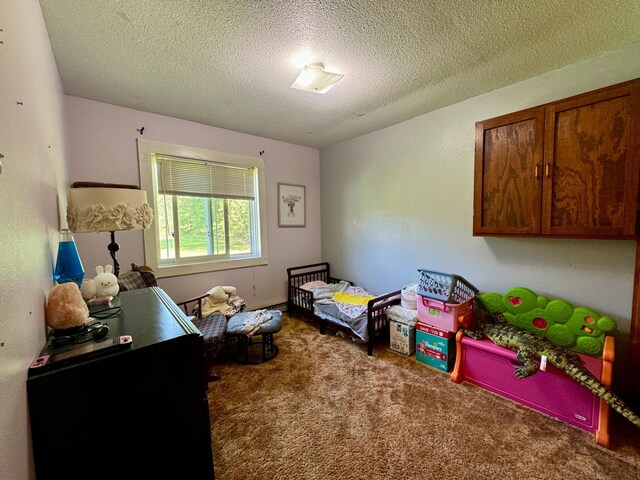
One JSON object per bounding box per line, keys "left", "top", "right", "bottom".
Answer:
{"left": 27, "top": 287, "right": 215, "bottom": 479}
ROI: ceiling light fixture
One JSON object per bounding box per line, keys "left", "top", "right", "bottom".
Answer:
{"left": 290, "top": 63, "right": 344, "bottom": 94}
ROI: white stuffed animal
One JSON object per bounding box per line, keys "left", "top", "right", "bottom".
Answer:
{"left": 80, "top": 279, "right": 98, "bottom": 301}
{"left": 94, "top": 265, "right": 120, "bottom": 297}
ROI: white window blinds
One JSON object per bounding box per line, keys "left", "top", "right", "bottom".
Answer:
{"left": 155, "top": 154, "right": 256, "bottom": 200}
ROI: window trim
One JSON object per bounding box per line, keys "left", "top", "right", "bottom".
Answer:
{"left": 138, "top": 138, "right": 268, "bottom": 278}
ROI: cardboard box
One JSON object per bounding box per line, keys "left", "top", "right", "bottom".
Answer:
{"left": 415, "top": 322, "right": 454, "bottom": 354}
{"left": 389, "top": 320, "right": 416, "bottom": 355}
{"left": 415, "top": 323, "right": 456, "bottom": 371}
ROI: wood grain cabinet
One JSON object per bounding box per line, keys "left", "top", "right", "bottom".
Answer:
{"left": 474, "top": 80, "right": 640, "bottom": 238}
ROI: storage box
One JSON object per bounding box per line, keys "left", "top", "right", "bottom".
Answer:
{"left": 415, "top": 322, "right": 455, "bottom": 354}
{"left": 415, "top": 323, "right": 456, "bottom": 372}
{"left": 416, "top": 345, "right": 455, "bottom": 372}
{"left": 451, "top": 334, "right": 611, "bottom": 441}
{"left": 417, "top": 295, "right": 473, "bottom": 332}
{"left": 389, "top": 320, "right": 415, "bottom": 355}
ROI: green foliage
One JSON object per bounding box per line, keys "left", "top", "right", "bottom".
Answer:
{"left": 227, "top": 199, "right": 250, "bottom": 253}
{"left": 157, "top": 194, "right": 253, "bottom": 257}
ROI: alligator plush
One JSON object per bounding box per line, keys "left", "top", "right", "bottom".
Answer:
{"left": 463, "top": 298, "right": 640, "bottom": 429}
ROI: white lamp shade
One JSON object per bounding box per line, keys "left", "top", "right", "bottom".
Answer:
{"left": 67, "top": 187, "right": 154, "bottom": 233}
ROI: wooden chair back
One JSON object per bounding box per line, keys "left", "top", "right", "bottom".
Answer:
{"left": 176, "top": 293, "right": 210, "bottom": 321}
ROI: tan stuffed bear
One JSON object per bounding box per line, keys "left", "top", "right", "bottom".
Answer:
{"left": 46, "top": 283, "right": 89, "bottom": 330}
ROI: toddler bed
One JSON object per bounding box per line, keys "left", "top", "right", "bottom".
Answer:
{"left": 287, "top": 262, "right": 400, "bottom": 355}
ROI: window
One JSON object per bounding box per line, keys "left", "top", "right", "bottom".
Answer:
{"left": 138, "top": 139, "right": 267, "bottom": 277}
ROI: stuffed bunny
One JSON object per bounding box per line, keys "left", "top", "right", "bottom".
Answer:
{"left": 94, "top": 265, "right": 120, "bottom": 297}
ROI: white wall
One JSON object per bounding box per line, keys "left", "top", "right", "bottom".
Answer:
{"left": 320, "top": 42, "right": 640, "bottom": 393}
{"left": 65, "top": 97, "right": 321, "bottom": 307}
{"left": 0, "top": 1, "right": 70, "bottom": 478}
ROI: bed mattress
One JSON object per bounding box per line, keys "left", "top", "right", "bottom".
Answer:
{"left": 314, "top": 301, "right": 370, "bottom": 341}
{"left": 311, "top": 284, "right": 376, "bottom": 341}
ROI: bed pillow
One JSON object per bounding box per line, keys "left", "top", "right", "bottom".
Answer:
{"left": 308, "top": 281, "right": 350, "bottom": 300}
{"left": 300, "top": 280, "right": 327, "bottom": 291}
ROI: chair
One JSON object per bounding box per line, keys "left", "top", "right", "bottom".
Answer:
{"left": 117, "top": 263, "right": 158, "bottom": 291}
{"left": 176, "top": 293, "right": 229, "bottom": 381}
{"left": 118, "top": 267, "right": 229, "bottom": 380}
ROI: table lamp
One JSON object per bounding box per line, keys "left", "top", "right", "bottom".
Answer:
{"left": 66, "top": 182, "right": 153, "bottom": 277}
{"left": 53, "top": 229, "right": 85, "bottom": 287}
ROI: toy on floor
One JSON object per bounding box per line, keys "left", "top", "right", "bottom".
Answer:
{"left": 463, "top": 298, "right": 640, "bottom": 429}
{"left": 478, "top": 287, "right": 616, "bottom": 356}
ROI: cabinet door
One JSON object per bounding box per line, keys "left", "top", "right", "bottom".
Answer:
{"left": 542, "top": 83, "right": 640, "bottom": 237}
{"left": 474, "top": 108, "right": 545, "bottom": 235}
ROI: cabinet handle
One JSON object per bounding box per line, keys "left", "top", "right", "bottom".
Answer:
{"left": 535, "top": 164, "right": 540, "bottom": 179}
{"left": 545, "top": 163, "right": 550, "bottom": 178}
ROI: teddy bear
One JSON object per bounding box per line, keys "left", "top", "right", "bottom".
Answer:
{"left": 46, "top": 282, "right": 90, "bottom": 330}
{"left": 200, "top": 286, "right": 237, "bottom": 317}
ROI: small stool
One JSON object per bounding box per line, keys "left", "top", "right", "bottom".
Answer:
{"left": 226, "top": 310, "right": 282, "bottom": 364}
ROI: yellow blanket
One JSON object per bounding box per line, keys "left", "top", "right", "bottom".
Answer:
{"left": 332, "top": 291, "right": 375, "bottom": 305}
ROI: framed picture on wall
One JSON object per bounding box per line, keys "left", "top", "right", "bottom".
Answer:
{"left": 278, "top": 183, "right": 306, "bottom": 227}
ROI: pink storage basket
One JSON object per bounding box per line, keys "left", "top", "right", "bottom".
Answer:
{"left": 417, "top": 295, "right": 473, "bottom": 332}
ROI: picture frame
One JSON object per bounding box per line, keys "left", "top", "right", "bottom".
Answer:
{"left": 278, "top": 183, "right": 306, "bottom": 227}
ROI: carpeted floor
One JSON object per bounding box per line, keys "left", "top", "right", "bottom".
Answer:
{"left": 207, "top": 314, "right": 640, "bottom": 480}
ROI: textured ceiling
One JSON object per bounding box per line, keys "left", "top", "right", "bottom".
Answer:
{"left": 39, "top": 0, "right": 640, "bottom": 149}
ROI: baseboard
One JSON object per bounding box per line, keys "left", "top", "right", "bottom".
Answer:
{"left": 247, "top": 302, "right": 288, "bottom": 313}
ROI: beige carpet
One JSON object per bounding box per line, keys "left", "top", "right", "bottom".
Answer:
{"left": 207, "top": 314, "right": 640, "bottom": 480}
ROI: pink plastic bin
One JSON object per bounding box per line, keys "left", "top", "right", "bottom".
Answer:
{"left": 417, "top": 295, "right": 473, "bottom": 332}
{"left": 453, "top": 335, "right": 602, "bottom": 433}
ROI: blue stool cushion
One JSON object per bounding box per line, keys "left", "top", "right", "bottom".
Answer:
{"left": 226, "top": 310, "right": 283, "bottom": 336}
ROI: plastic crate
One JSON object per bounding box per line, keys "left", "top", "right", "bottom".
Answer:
{"left": 417, "top": 295, "right": 474, "bottom": 332}
{"left": 417, "top": 269, "right": 478, "bottom": 304}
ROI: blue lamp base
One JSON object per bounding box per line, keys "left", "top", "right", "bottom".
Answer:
{"left": 54, "top": 231, "right": 85, "bottom": 288}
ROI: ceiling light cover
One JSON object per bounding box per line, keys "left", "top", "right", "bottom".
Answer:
{"left": 290, "top": 63, "right": 344, "bottom": 94}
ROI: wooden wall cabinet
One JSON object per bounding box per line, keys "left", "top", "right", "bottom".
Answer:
{"left": 474, "top": 80, "right": 640, "bottom": 238}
